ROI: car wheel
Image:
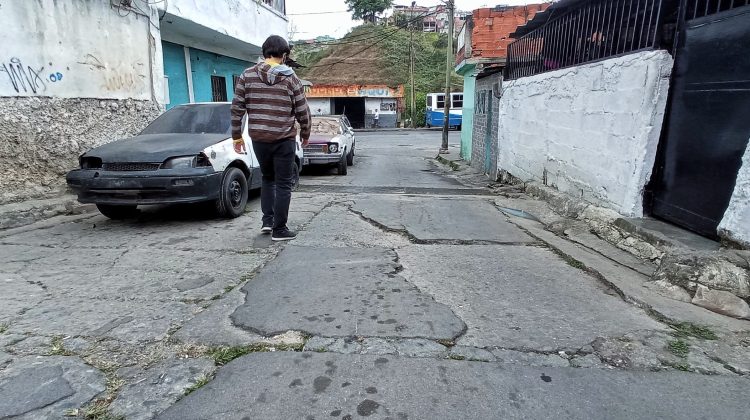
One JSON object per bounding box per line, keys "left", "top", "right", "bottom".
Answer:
{"left": 96, "top": 204, "right": 138, "bottom": 220}
{"left": 337, "top": 154, "right": 348, "bottom": 176}
{"left": 216, "top": 167, "right": 248, "bottom": 218}
{"left": 346, "top": 145, "right": 355, "bottom": 166}
{"left": 292, "top": 160, "right": 300, "bottom": 191}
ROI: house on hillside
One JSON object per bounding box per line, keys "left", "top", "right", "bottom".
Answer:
{"left": 0, "top": 0, "right": 288, "bottom": 203}
{"left": 454, "top": 4, "right": 549, "bottom": 166}
{"left": 498, "top": 0, "right": 750, "bottom": 247}
{"left": 392, "top": 3, "right": 470, "bottom": 34}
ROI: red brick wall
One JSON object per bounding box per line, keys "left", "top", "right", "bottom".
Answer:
{"left": 470, "top": 4, "right": 550, "bottom": 60}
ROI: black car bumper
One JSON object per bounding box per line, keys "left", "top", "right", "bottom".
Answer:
{"left": 66, "top": 169, "right": 222, "bottom": 205}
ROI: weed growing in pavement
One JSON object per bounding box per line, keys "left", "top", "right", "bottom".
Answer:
{"left": 82, "top": 399, "right": 124, "bottom": 420}
{"left": 211, "top": 343, "right": 305, "bottom": 366}
{"left": 448, "top": 354, "right": 465, "bottom": 361}
{"left": 0, "top": 322, "right": 8, "bottom": 334}
{"left": 50, "top": 336, "right": 74, "bottom": 356}
{"left": 664, "top": 360, "right": 691, "bottom": 372}
{"left": 669, "top": 323, "right": 718, "bottom": 340}
{"left": 183, "top": 374, "right": 214, "bottom": 396}
{"left": 667, "top": 339, "right": 690, "bottom": 358}
{"left": 566, "top": 258, "right": 586, "bottom": 270}
{"left": 436, "top": 339, "right": 455, "bottom": 347}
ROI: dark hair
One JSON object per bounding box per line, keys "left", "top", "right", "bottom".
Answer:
{"left": 262, "top": 35, "right": 291, "bottom": 59}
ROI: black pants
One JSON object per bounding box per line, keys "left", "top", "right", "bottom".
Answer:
{"left": 251, "top": 139, "right": 296, "bottom": 233}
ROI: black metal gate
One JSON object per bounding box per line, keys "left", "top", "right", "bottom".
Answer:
{"left": 650, "top": 2, "right": 750, "bottom": 238}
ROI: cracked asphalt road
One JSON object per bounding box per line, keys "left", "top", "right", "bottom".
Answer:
{"left": 1, "top": 131, "right": 749, "bottom": 420}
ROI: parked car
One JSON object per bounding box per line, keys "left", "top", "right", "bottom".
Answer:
{"left": 302, "top": 115, "right": 356, "bottom": 175}
{"left": 66, "top": 103, "right": 304, "bottom": 219}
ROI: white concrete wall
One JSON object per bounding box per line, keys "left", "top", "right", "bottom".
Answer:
{"left": 496, "top": 50, "right": 674, "bottom": 217}
{"left": 160, "top": 0, "right": 288, "bottom": 55}
{"left": 0, "top": 0, "right": 162, "bottom": 102}
{"left": 719, "top": 142, "right": 750, "bottom": 247}
{"left": 308, "top": 98, "right": 332, "bottom": 115}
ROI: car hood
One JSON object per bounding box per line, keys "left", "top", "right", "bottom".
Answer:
{"left": 83, "top": 133, "right": 229, "bottom": 162}
{"left": 309, "top": 134, "right": 340, "bottom": 144}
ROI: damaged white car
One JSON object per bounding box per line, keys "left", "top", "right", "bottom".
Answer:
{"left": 66, "top": 103, "right": 303, "bottom": 219}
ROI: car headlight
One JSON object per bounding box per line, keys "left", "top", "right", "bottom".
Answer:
{"left": 162, "top": 156, "right": 196, "bottom": 169}
{"left": 329, "top": 143, "right": 339, "bottom": 153}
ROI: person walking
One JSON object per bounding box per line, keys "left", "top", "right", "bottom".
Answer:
{"left": 231, "top": 35, "right": 311, "bottom": 241}
{"left": 373, "top": 108, "right": 380, "bottom": 128}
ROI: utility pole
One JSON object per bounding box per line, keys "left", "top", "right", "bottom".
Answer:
{"left": 409, "top": 1, "right": 416, "bottom": 129}
{"left": 440, "top": 0, "right": 454, "bottom": 154}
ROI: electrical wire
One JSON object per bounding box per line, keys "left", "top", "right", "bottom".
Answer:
{"left": 294, "top": 9, "right": 440, "bottom": 48}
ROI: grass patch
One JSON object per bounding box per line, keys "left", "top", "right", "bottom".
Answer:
{"left": 669, "top": 322, "right": 718, "bottom": 340}
{"left": 448, "top": 354, "right": 465, "bottom": 361}
{"left": 667, "top": 339, "right": 690, "bottom": 358}
{"left": 223, "top": 284, "right": 237, "bottom": 293}
{"left": 566, "top": 259, "right": 586, "bottom": 269}
{"left": 210, "top": 343, "right": 305, "bottom": 366}
{"left": 664, "top": 360, "right": 691, "bottom": 372}
{"left": 436, "top": 339, "right": 455, "bottom": 347}
{"left": 0, "top": 322, "right": 8, "bottom": 334}
{"left": 184, "top": 374, "right": 213, "bottom": 396}
{"left": 82, "top": 399, "right": 124, "bottom": 420}
{"left": 50, "top": 336, "right": 74, "bottom": 356}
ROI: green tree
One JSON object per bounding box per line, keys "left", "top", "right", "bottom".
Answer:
{"left": 345, "top": 0, "right": 394, "bottom": 23}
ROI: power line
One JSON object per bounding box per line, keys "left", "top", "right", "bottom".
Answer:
{"left": 287, "top": 10, "right": 349, "bottom": 15}
{"left": 294, "top": 9, "right": 438, "bottom": 48}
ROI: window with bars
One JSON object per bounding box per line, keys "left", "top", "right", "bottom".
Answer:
{"left": 211, "top": 75, "right": 227, "bottom": 102}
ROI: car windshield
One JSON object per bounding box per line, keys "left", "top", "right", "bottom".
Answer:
{"left": 140, "top": 104, "right": 231, "bottom": 135}
{"left": 311, "top": 118, "right": 341, "bottom": 135}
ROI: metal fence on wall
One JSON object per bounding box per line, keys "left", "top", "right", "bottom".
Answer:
{"left": 506, "top": 0, "right": 664, "bottom": 79}
{"left": 687, "top": 0, "right": 749, "bottom": 19}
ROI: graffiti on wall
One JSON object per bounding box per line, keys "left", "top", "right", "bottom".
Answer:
{"left": 0, "top": 57, "right": 63, "bottom": 95}
{"left": 307, "top": 84, "right": 405, "bottom": 98}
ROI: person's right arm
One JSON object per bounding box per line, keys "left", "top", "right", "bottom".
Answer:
{"left": 230, "top": 72, "right": 246, "bottom": 153}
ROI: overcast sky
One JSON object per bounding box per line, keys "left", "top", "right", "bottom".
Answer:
{"left": 287, "top": 0, "right": 539, "bottom": 39}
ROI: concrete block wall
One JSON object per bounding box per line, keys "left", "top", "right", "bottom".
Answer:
{"left": 471, "top": 73, "right": 502, "bottom": 178}
{"left": 495, "top": 50, "right": 674, "bottom": 217}
{"left": 719, "top": 141, "right": 750, "bottom": 247}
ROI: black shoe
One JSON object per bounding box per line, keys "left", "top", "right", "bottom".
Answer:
{"left": 261, "top": 225, "right": 272, "bottom": 234}
{"left": 271, "top": 229, "right": 297, "bottom": 241}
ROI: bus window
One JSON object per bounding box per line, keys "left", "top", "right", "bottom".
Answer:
{"left": 427, "top": 96, "right": 433, "bottom": 107}
{"left": 452, "top": 94, "right": 463, "bottom": 108}
{"left": 437, "top": 95, "right": 445, "bottom": 109}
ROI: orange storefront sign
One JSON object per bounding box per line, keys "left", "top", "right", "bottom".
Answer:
{"left": 307, "top": 84, "right": 405, "bottom": 98}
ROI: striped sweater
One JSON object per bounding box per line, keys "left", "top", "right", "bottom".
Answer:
{"left": 230, "top": 62, "right": 311, "bottom": 143}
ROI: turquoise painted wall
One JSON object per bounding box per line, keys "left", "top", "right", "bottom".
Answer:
{"left": 189, "top": 48, "right": 252, "bottom": 103}
{"left": 162, "top": 41, "right": 189, "bottom": 109}
{"left": 460, "top": 70, "right": 476, "bottom": 162}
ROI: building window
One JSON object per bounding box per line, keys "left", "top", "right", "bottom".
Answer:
{"left": 211, "top": 75, "right": 227, "bottom": 102}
